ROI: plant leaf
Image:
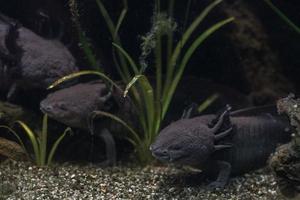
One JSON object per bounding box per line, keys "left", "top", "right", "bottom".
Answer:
{"left": 40, "top": 114, "right": 48, "bottom": 166}
{"left": 264, "top": 0, "right": 300, "bottom": 34}
{"left": 47, "top": 127, "right": 72, "bottom": 165}
{"left": 112, "top": 43, "right": 139, "bottom": 75}
{"left": 91, "top": 110, "right": 140, "bottom": 146}
{"left": 15, "top": 121, "right": 41, "bottom": 165}
{"left": 95, "top": 0, "right": 116, "bottom": 35}
{"left": 163, "top": 17, "right": 234, "bottom": 117}
{"left": 164, "top": 0, "right": 223, "bottom": 93}
{"left": 48, "top": 70, "right": 122, "bottom": 92}
{"left": 78, "top": 31, "right": 101, "bottom": 71}
{"left": 197, "top": 93, "right": 219, "bottom": 113}
{"left": 124, "top": 75, "right": 141, "bottom": 97}
{"left": 68, "top": 0, "right": 100, "bottom": 70}
{"left": 114, "top": 0, "right": 128, "bottom": 39}
{"left": 96, "top": 0, "right": 131, "bottom": 81}
{"left": 0, "top": 125, "right": 31, "bottom": 160}
{"left": 123, "top": 75, "right": 156, "bottom": 139}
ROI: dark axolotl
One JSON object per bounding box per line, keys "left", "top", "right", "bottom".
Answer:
{"left": 0, "top": 13, "right": 78, "bottom": 99}
{"left": 40, "top": 80, "right": 136, "bottom": 165}
{"left": 150, "top": 105, "right": 292, "bottom": 188}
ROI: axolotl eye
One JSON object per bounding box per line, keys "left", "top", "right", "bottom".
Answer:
{"left": 57, "top": 102, "right": 68, "bottom": 110}
{"left": 169, "top": 144, "right": 182, "bottom": 151}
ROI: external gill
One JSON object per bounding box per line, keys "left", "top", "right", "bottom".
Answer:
{"left": 210, "top": 105, "right": 234, "bottom": 151}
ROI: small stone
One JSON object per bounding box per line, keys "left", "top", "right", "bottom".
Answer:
{"left": 0, "top": 161, "right": 281, "bottom": 199}
{"left": 169, "top": 187, "right": 176, "bottom": 192}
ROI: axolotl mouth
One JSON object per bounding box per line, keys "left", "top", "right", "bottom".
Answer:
{"left": 149, "top": 144, "right": 188, "bottom": 163}
{"left": 150, "top": 145, "right": 171, "bottom": 162}
{"left": 40, "top": 100, "right": 55, "bottom": 117}
{"left": 40, "top": 99, "right": 69, "bottom": 121}
{"left": 40, "top": 99, "right": 83, "bottom": 129}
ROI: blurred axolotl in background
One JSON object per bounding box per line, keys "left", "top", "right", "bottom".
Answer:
{"left": 150, "top": 105, "right": 292, "bottom": 188}
{"left": 0, "top": 13, "right": 78, "bottom": 100}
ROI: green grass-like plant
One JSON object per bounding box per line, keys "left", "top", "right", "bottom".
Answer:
{"left": 60, "top": 0, "right": 233, "bottom": 164}
{"left": 264, "top": 0, "right": 300, "bottom": 34}
{"left": 69, "top": 0, "right": 102, "bottom": 71}
{"left": 0, "top": 114, "right": 71, "bottom": 166}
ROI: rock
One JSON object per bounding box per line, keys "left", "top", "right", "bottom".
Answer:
{"left": 221, "top": 1, "right": 293, "bottom": 104}
{"left": 0, "top": 137, "right": 28, "bottom": 162}
{"left": 0, "top": 100, "right": 38, "bottom": 128}
{"left": 269, "top": 94, "right": 300, "bottom": 199}
{"left": 0, "top": 101, "right": 25, "bottom": 125}
{"left": 269, "top": 143, "right": 300, "bottom": 199}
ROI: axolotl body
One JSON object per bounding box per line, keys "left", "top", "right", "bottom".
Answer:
{"left": 150, "top": 106, "right": 291, "bottom": 188}
{"left": 40, "top": 80, "right": 135, "bottom": 165}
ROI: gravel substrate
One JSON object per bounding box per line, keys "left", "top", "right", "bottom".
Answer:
{"left": 0, "top": 160, "right": 285, "bottom": 200}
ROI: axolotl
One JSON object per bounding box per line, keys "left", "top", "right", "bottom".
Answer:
{"left": 0, "top": 13, "right": 78, "bottom": 99}
{"left": 150, "top": 106, "right": 291, "bottom": 188}
{"left": 40, "top": 80, "right": 136, "bottom": 165}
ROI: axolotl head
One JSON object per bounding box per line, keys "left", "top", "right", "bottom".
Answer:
{"left": 150, "top": 116, "right": 216, "bottom": 167}
{"left": 40, "top": 81, "right": 113, "bottom": 129}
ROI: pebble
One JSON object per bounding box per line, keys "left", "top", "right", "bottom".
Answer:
{"left": 0, "top": 160, "right": 284, "bottom": 200}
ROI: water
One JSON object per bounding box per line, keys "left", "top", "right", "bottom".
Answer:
{"left": 0, "top": 0, "right": 299, "bottom": 199}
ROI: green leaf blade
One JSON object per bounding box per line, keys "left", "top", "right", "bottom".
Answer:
{"left": 40, "top": 114, "right": 48, "bottom": 166}
{"left": 91, "top": 110, "right": 140, "bottom": 146}
{"left": 164, "top": 0, "right": 223, "bottom": 94}
{"left": 47, "top": 127, "right": 72, "bottom": 165}
{"left": 163, "top": 17, "right": 234, "bottom": 117}
{"left": 15, "top": 121, "right": 41, "bottom": 165}
{"left": 48, "top": 70, "right": 122, "bottom": 92}
{"left": 112, "top": 43, "right": 139, "bottom": 75}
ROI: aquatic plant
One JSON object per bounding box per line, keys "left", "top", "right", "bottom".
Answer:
{"left": 264, "top": 0, "right": 300, "bottom": 34}
{"left": 68, "top": 0, "right": 102, "bottom": 71}
{"left": 59, "top": 0, "right": 233, "bottom": 164}
{"left": 0, "top": 114, "right": 71, "bottom": 166}
{"left": 111, "top": 0, "right": 233, "bottom": 163}
{"left": 95, "top": 0, "right": 130, "bottom": 82}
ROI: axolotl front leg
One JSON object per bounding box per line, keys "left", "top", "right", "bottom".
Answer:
{"left": 207, "top": 128, "right": 233, "bottom": 188}
{"left": 207, "top": 105, "right": 234, "bottom": 188}
{"left": 206, "top": 160, "right": 232, "bottom": 189}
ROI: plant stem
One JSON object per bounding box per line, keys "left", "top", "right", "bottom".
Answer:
{"left": 163, "top": 0, "right": 223, "bottom": 101}
{"left": 114, "top": 0, "right": 128, "bottom": 38}
{"left": 264, "top": 0, "right": 300, "bottom": 34}
{"left": 155, "top": 35, "right": 162, "bottom": 102}
{"left": 155, "top": 0, "right": 161, "bottom": 12}
{"left": 166, "top": 0, "right": 175, "bottom": 93}
{"left": 47, "top": 128, "right": 71, "bottom": 165}
{"left": 16, "top": 121, "right": 41, "bottom": 165}
{"left": 163, "top": 17, "right": 234, "bottom": 117}
{"left": 69, "top": 0, "right": 101, "bottom": 71}
{"left": 40, "top": 114, "right": 48, "bottom": 166}
{"left": 95, "top": 0, "right": 131, "bottom": 81}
